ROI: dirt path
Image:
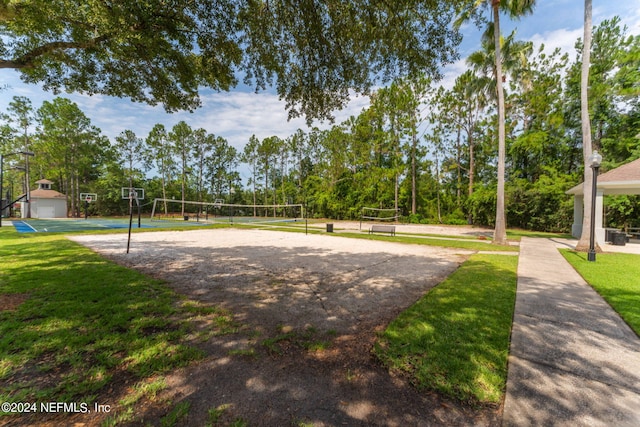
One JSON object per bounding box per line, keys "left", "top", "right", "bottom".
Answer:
{"left": 69, "top": 228, "right": 501, "bottom": 426}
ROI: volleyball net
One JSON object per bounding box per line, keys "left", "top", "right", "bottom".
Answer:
{"left": 150, "top": 198, "right": 304, "bottom": 225}
{"left": 359, "top": 207, "right": 401, "bottom": 229}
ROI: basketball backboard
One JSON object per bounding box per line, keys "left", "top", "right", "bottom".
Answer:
{"left": 121, "top": 187, "right": 145, "bottom": 200}
{"left": 80, "top": 193, "right": 98, "bottom": 202}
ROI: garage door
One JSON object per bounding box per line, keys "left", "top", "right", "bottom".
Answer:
{"left": 38, "top": 206, "right": 55, "bottom": 218}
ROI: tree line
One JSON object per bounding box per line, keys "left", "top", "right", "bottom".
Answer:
{"left": 1, "top": 17, "right": 639, "bottom": 232}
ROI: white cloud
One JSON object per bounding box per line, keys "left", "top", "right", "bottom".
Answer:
{"left": 529, "top": 27, "right": 583, "bottom": 58}
{"left": 178, "top": 90, "right": 371, "bottom": 152}
{"left": 441, "top": 58, "right": 471, "bottom": 90}
{"left": 616, "top": 5, "right": 640, "bottom": 34}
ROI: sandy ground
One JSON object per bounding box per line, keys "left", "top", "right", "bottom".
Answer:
{"left": 68, "top": 225, "right": 501, "bottom": 426}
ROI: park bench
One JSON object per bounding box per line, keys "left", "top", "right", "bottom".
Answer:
{"left": 627, "top": 227, "right": 640, "bottom": 239}
{"left": 369, "top": 224, "right": 396, "bottom": 236}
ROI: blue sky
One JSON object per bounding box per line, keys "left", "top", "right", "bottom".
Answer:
{"left": 1, "top": 1, "right": 639, "bottom": 184}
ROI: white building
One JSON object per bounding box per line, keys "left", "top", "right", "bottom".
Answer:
{"left": 22, "top": 179, "right": 68, "bottom": 218}
{"left": 567, "top": 158, "right": 640, "bottom": 243}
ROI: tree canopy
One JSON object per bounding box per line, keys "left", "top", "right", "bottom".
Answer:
{"left": 1, "top": 0, "right": 469, "bottom": 120}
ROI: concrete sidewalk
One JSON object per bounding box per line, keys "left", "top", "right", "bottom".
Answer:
{"left": 503, "top": 237, "right": 640, "bottom": 426}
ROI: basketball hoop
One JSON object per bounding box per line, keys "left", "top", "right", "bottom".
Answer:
{"left": 80, "top": 193, "right": 97, "bottom": 203}
{"left": 80, "top": 193, "right": 97, "bottom": 220}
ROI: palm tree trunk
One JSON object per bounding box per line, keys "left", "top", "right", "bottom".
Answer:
{"left": 576, "top": 0, "right": 598, "bottom": 252}
{"left": 492, "top": 0, "right": 508, "bottom": 245}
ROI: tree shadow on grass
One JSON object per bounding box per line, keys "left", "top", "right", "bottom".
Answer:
{"left": 0, "top": 235, "right": 224, "bottom": 426}
{"left": 375, "top": 256, "right": 518, "bottom": 405}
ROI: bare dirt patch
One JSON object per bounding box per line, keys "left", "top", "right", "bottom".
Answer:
{"left": 68, "top": 227, "right": 501, "bottom": 426}
{"left": 0, "top": 293, "right": 29, "bottom": 312}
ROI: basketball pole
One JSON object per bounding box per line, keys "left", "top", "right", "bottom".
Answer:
{"left": 127, "top": 188, "right": 133, "bottom": 254}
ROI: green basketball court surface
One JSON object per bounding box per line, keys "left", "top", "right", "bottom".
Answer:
{"left": 8, "top": 215, "right": 304, "bottom": 233}
{"left": 9, "top": 218, "right": 213, "bottom": 233}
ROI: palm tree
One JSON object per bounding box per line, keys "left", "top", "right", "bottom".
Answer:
{"left": 457, "top": 0, "right": 536, "bottom": 245}
{"left": 575, "top": 0, "right": 597, "bottom": 252}
{"left": 467, "top": 26, "right": 532, "bottom": 223}
{"left": 467, "top": 26, "right": 532, "bottom": 101}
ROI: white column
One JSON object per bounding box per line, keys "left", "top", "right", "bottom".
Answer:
{"left": 572, "top": 195, "right": 584, "bottom": 238}
{"left": 595, "top": 190, "right": 605, "bottom": 245}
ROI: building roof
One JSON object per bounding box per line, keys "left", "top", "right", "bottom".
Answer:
{"left": 567, "top": 158, "right": 640, "bottom": 196}
{"left": 598, "top": 157, "right": 640, "bottom": 182}
{"left": 21, "top": 179, "right": 67, "bottom": 200}
{"left": 29, "top": 189, "right": 67, "bottom": 199}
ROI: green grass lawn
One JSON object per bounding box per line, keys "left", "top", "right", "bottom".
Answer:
{"left": 374, "top": 254, "right": 518, "bottom": 405}
{"left": 0, "top": 228, "right": 238, "bottom": 424}
{"left": 561, "top": 250, "right": 640, "bottom": 335}
{"left": 506, "top": 229, "right": 573, "bottom": 241}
